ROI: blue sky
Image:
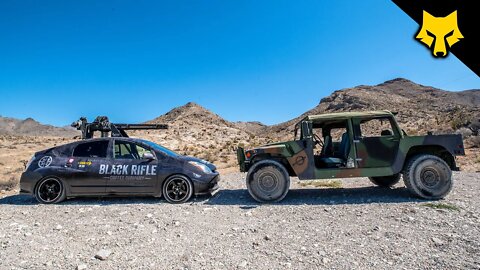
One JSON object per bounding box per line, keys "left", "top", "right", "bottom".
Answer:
{"left": 0, "top": 1, "right": 479, "bottom": 126}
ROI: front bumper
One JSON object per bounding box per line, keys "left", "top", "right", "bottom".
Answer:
{"left": 194, "top": 174, "right": 220, "bottom": 196}
{"left": 237, "top": 147, "right": 247, "bottom": 172}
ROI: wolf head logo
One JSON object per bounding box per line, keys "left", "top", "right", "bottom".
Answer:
{"left": 416, "top": 10, "right": 463, "bottom": 57}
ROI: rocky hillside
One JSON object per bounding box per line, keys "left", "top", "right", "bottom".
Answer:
{"left": 131, "top": 102, "right": 268, "bottom": 169}
{"left": 127, "top": 79, "right": 479, "bottom": 172}
{"left": 0, "top": 78, "right": 478, "bottom": 174}
{"left": 264, "top": 78, "right": 480, "bottom": 140}
{"left": 0, "top": 116, "right": 79, "bottom": 138}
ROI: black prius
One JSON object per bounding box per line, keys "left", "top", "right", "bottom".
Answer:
{"left": 20, "top": 138, "right": 219, "bottom": 204}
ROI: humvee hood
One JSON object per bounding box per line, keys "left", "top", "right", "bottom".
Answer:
{"left": 244, "top": 141, "right": 293, "bottom": 159}
{"left": 252, "top": 141, "right": 289, "bottom": 151}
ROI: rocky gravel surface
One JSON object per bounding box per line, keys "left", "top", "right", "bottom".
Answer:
{"left": 1, "top": 172, "right": 479, "bottom": 269}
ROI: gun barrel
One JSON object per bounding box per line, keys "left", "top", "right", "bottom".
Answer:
{"left": 113, "top": 124, "right": 168, "bottom": 130}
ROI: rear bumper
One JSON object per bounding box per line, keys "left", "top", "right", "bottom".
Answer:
{"left": 19, "top": 171, "right": 40, "bottom": 194}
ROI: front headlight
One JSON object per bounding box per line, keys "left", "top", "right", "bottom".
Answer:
{"left": 188, "top": 161, "right": 212, "bottom": 173}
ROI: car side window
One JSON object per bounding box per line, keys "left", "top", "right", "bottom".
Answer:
{"left": 73, "top": 141, "right": 109, "bottom": 158}
{"left": 359, "top": 117, "right": 396, "bottom": 138}
{"left": 114, "top": 141, "right": 153, "bottom": 159}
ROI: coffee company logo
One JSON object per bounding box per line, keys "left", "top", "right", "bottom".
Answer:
{"left": 99, "top": 164, "right": 157, "bottom": 176}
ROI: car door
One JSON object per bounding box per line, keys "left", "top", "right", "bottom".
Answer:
{"left": 353, "top": 116, "right": 400, "bottom": 168}
{"left": 68, "top": 139, "right": 111, "bottom": 194}
{"left": 105, "top": 140, "right": 159, "bottom": 194}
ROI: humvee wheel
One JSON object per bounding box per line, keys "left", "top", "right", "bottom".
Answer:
{"left": 403, "top": 155, "right": 452, "bottom": 199}
{"left": 368, "top": 174, "right": 401, "bottom": 187}
{"left": 246, "top": 160, "right": 290, "bottom": 203}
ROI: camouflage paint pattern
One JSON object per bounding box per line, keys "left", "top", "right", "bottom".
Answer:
{"left": 238, "top": 111, "right": 465, "bottom": 180}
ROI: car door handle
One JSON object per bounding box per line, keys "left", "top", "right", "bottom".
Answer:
{"left": 386, "top": 137, "right": 399, "bottom": 142}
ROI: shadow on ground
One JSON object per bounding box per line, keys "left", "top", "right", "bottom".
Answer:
{"left": 206, "top": 186, "right": 425, "bottom": 206}
{"left": 0, "top": 186, "right": 425, "bottom": 206}
{"left": 0, "top": 194, "right": 167, "bottom": 206}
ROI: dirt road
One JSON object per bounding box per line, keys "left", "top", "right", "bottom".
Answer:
{"left": 1, "top": 172, "right": 479, "bottom": 269}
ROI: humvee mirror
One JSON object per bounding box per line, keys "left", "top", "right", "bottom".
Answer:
{"left": 301, "top": 121, "right": 312, "bottom": 139}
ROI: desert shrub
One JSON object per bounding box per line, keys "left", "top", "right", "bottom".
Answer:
{"left": 0, "top": 176, "right": 18, "bottom": 191}
{"left": 456, "top": 127, "right": 473, "bottom": 137}
{"left": 471, "top": 136, "right": 480, "bottom": 148}
{"left": 203, "top": 152, "right": 218, "bottom": 163}
{"left": 422, "top": 202, "right": 459, "bottom": 211}
{"left": 469, "top": 119, "right": 480, "bottom": 136}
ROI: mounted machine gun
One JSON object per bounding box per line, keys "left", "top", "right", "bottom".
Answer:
{"left": 71, "top": 116, "right": 168, "bottom": 139}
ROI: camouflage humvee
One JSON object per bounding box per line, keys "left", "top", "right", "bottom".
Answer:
{"left": 237, "top": 111, "right": 465, "bottom": 202}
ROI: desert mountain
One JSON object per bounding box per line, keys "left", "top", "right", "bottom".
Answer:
{"left": 132, "top": 78, "right": 479, "bottom": 170}
{"left": 0, "top": 116, "right": 79, "bottom": 138}
{"left": 264, "top": 78, "right": 480, "bottom": 139}
{"left": 1, "top": 78, "right": 478, "bottom": 172}
{"left": 132, "top": 102, "right": 264, "bottom": 167}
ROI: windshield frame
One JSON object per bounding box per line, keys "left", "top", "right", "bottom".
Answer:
{"left": 294, "top": 123, "right": 300, "bottom": 140}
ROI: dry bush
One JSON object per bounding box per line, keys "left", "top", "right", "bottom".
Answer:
{"left": 0, "top": 176, "right": 18, "bottom": 191}
{"left": 470, "top": 136, "right": 480, "bottom": 148}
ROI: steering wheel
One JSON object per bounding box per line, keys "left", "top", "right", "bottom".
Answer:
{"left": 313, "top": 134, "right": 324, "bottom": 147}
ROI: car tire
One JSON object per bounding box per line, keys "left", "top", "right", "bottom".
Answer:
{"left": 163, "top": 175, "right": 194, "bottom": 204}
{"left": 403, "top": 154, "right": 452, "bottom": 199}
{"left": 246, "top": 160, "right": 290, "bottom": 203}
{"left": 35, "top": 177, "right": 66, "bottom": 204}
{"left": 369, "top": 174, "right": 401, "bottom": 187}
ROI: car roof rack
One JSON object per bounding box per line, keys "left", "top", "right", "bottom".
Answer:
{"left": 71, "top": 116, "right": 168, "bottom": 139}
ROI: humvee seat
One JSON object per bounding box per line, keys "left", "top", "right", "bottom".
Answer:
{"left": 321, "top": 135, "right": 333, "bottom": 157}
{"left": 318, "top": 133, "right": 350, "bottom": 168}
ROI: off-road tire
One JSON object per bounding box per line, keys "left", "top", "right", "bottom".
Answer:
{"left": 403, "top": 154, "right": 452, "bottom": 199}
{"left": 163, "top": 175, "right": 194, "bottom": 204}
{"left": 35, "top": 177, "right": 66, "bottom": 204}
{"left": 369, "top": 174, "right": 401, "bottom": 187}
{"left": 246, "top": 160, "right": 290, "bottom": 203}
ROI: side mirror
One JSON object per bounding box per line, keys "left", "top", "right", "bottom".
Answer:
{"left": 301, "top": 121, "right": 313, "bottom": 139}
{"left": 142, "top": 152, "right": 156, "bottom": 160}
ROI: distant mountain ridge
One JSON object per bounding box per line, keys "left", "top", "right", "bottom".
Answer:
{"left": 1, "top": 78, "right": 478, "bottom": 171}
{"left": 1, "top": 78, "right": 479, "bottom": 144}
{"left": 0, "top": 116, "right": 79, "bottom": 137}
{"left": 262, "top": 78, "right": 480, "bottom": 138}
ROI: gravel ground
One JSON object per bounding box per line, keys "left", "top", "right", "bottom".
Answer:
{"left": 1, "top": 172, "right": 479, "bottom": 270}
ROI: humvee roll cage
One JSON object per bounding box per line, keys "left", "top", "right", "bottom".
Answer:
{"left": 293, "top": 111, "right": 402, "bottom": 140}
{"left": 71, "top": 116, "right": 168, "bottom": 140}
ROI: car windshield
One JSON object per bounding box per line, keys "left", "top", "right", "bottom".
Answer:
{"left": 140, "top": 140, "right": 180, "bottom": 157}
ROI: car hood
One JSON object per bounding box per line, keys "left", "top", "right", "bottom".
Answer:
{"left": 179, "top": 156, "right": 217, "bottom": 171}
